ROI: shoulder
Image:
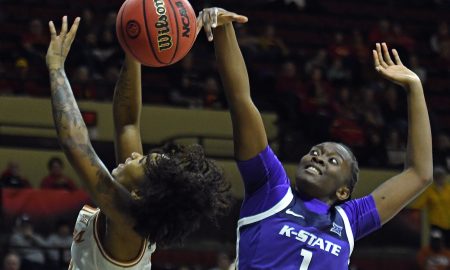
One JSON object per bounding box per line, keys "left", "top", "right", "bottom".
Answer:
{"left": 75, "top": 205, "right": 99, "bottom": 225}
{"left": 340, "top": 196, "right": 377, "bottom": 210}
{"left": 337, "top": 196, "right": 379, "bottom": 223}
{"left": 237, "top": 145, "right": 276, "bottom": 164}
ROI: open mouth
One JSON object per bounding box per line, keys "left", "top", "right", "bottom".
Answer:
{"left": 112, "top": 164, "right": 124, "bottom": 176}
{"left": 305, "top": 165, "right": 322, "bottom": 175}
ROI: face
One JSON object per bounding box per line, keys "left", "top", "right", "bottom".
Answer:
{"left": 282, "top": 61, "right": 296, "bottom": 77}
{"left": 3, "top": 254, "right": 20, "bottom": 270}
{"left": 112, "top": 152, "right": 150, "bottom": 190}
{"left": 50, "top": 162, "right": 63, "bottom": 176}
{"left": 8, "top": 162, "right": 19, "bottom": 176}
{"left": 295, "top": 143, "right": 353, "bottom": 202}
{"left": 30, "top": 19, "right": 43, "bottom": 35}
{"left": 58, "top": 224, "right": 70, "bottom": 236}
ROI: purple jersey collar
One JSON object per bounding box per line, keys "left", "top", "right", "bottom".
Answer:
{"left": 297, "top": 192, "right": 331, "bottom": 214}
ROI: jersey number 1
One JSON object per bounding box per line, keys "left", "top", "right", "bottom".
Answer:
{"left": 299, "top": 249, "right": 312, "bottom": 270}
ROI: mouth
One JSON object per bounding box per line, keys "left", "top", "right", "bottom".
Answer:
{"left": 112, "top": 164, "right": 125, "bottom": 176}
{"left": 304, "top": 165, "right": 322, "bottom": 175}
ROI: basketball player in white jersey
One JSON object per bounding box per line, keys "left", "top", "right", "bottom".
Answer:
{"left": 46, "top": 16, "right": 231, "bottom": 269}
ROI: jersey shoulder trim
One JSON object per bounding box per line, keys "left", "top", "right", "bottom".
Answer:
{"left": 335, "top": 205, "right": 354, "bottom": 260}
{"left": 82, "top": 205, "right": 98, "bottom": 214}
{"left": 238, "top": 187, "right": 294, "bottom": 227}
{"left": 92, "top": 212, "right": 148, "bottom": 267}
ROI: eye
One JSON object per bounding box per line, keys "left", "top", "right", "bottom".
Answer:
{"left": 310, "top": 150, "right": 319, "bottom": 156}
{"left": 138, "top": 157, "right": 146, "bottom": 164}
{"left": 329, "top": 157, "right": 339, "bottom": 165}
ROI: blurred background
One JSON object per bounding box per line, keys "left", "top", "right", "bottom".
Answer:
{"left": 1, "top": 0, "right": 450, "bottom": 269}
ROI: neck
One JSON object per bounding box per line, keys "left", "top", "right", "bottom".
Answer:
{"left": 296, "top": 190, "right": 333, "bottom": 214}
{"left": 296, "top": 188, "right": 336, "bottom": 205}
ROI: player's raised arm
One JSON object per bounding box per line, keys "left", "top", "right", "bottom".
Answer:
{"left": 113, "top": 55, "right": 143, "bottom": 164}
{"left": 371, "top": 43, "right": 433, "bottom": 225}
{"left": 46, "top": 16, "right": 132, "bottom": 224}
{"left": 203, "top": 8, "right": 267, "bottom": 160}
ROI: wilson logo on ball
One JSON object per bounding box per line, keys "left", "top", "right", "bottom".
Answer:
{"left": 176, "top": 1, "right": 190, "bottom": 38}
{"left": 153, "top": 0, "right": 173, "bottom": 51}
{"left": 126, "top": 20, "right": 141, "bottom": 39}
{"left": 116, "top": 0, "right": 197, "bottom": 67}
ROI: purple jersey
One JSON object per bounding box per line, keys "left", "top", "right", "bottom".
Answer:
{"left": 236, "top": 146, "right": 381, "bottom": 269}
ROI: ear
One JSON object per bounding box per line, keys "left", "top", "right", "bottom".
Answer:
{"left": 336, "top": 186, "right": 350, "bottom": 201}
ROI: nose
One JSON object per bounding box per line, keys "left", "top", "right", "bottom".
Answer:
{"left": 311, "top": 156, "right": 325, "bottom": 166}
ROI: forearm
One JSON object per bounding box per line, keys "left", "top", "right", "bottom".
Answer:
{"left": 214, "top": 23, "right": 250, "bottom": 103}
{"left": 213, "top": 22, "right": 268, "bottom": 160}
{"left": 405, "top": 80, "right": 432, "bottom": 181}
{"left": 49, "top": 68, "right": 90, "bottom": 148}
{"left": 113, "top": 55, "right": 142, "bottom": 129}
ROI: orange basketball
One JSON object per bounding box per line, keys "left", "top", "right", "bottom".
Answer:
{"left": 116, "top": 0, "right": 197, "bottom": 67}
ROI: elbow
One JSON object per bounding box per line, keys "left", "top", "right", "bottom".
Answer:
{"left": 406, "top": 166, "right": 433, "bottom": 186}
{"left": 423, "top": 175, "right": 433, "bottom": 186}
{"left": 417, "top": 170, "right": 433, "bottom": 186}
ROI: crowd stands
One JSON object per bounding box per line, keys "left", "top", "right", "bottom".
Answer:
{"left": 1, "top": 0, "right": 450, "bottom": 167}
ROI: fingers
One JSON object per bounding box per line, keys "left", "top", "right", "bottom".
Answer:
{"left": 392, "top": 49, "right": 403, "bottom": 65}
{"left": 372, "top": 49, "right": 381, "bottom": 71}
{"left": 200, "top": 7, "right": 248, "bottom": 41}
{"left": 381, "top": 43, "right": 394, "bottom": 65}
{"left": 375, "top": 43, "right": 388, "bottom": 68}
{"left": 231, "top": 13, "right": 248, "bottom": 23}
{"left": 49, "top": 16, "right": 79, "bottom": 40}
{"left": 49, "top": 21, "right": 57, "bottom": 40}
{"left": 212, "top": 7, "right": 218, "bottom": 28}
{"left": 61, "top": 16, "right": 68, "bottom": 36}
{"left": 219, "top": 10, "right": 248, "bottom": 24}
{"left": 67, "top": 17, "right": 81, "bottom": 43}
{"left": 202, "top": 9, "right": 213, "bottom": 41}
{"left": 196, "top": 11, "right": 203, "bottom": 38}
{"left": 372, "top": 50, "right": 389, "bottom": 77}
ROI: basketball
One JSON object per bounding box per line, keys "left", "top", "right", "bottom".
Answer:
{"left": 116, "top": 0, "right": 197, "bottom": 67}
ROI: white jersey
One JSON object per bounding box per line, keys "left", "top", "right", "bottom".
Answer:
{"left": 69, "top": 205, "right": 155, "bottom": 270}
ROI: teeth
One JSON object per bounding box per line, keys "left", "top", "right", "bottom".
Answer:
{"left": 306, "top": 166, "right": 320, "bottom": 175}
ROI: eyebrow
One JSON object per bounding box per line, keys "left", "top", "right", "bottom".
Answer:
{"left": 316, "top": 145, "right": 345, "bottom": 160}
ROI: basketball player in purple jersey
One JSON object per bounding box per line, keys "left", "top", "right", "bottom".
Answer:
{"left": 46, "top": 16, "right": 231, "bottom": 269}
{"left": 199, "top": 8, "right": 433, "bottom": 269}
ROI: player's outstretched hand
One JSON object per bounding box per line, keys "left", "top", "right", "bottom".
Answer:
{"left": 373, "top": 42, "right": 420, "bottom": 88}
{"left": 46, "top": 16, "right": 81, "bottom": 70}
{"left": 196, "top": 7, "right": 248, "bottom": 42}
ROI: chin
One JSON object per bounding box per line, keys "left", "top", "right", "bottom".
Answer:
{"left": 296, "top": 170, "right": 320, "bottom": 184}
{"left": 295, "top": 174, "right": 325, "bottom": 198}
